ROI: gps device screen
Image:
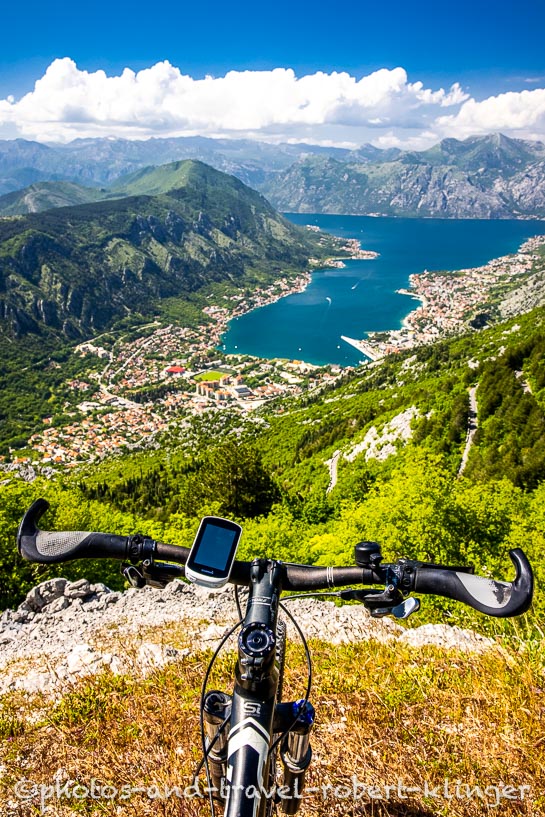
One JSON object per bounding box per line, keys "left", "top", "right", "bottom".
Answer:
{"left": 185, "top": 516, "right": 242, "bottom": 588}
{"left": 195, "top": 524, "right": 237, "bottom": 571}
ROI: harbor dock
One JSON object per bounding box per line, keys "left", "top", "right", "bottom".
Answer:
{"left": 340, "top": 335, "right": 383, "bottom": 361}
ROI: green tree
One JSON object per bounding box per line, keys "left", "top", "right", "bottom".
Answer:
{"left": 177, "top": 440, "right": 280, "bottom": 519}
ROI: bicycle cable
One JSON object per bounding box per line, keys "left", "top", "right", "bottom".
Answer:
{"left": 280, "top": 590, "right": 349, "bottom": 602}
{"left": 196, "top": 616, "right": 244, "bottom": 817}
{"left": 195, "top": 588, "right": 327, "bottom": 810}
{"left": 234, "top": 584, "right": 248, "bottom": 620}
{"left": 267, "top": 601, "right": 313, "bottom": 759}
{"left": 191, "top": 715, "right": 230, "bottom": 782}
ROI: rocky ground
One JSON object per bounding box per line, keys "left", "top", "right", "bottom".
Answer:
{"left": 0, "top": 578, "right": 495, "bottom": 696}
{"left": 499, "top": 267, "right": 545, "bottom": 318}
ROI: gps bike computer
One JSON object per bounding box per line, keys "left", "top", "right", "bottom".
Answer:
{"left": 185, "top": 516, "right": 242, "bottom": 588}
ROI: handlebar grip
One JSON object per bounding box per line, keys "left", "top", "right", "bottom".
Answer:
{"left": 414, "top": 549, "right": 533, "bottom": 617}
{"left": 17, "top": 499, "right": 129, "bottom": 564}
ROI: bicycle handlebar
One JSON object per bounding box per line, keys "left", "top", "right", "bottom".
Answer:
{"left": 413, "top": 553, "right": 533, "bottom": 617}
{"left": 17, "top": 499, "right": 534, "bottom": 618}
{"left": 18, "top": 499, "right": 129, "bottom": 562}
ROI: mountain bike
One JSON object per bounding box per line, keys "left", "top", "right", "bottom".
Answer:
{"left": 17, "top": 498, "right": 534, "bottom": 817}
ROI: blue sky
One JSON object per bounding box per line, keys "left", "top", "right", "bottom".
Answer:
{"left": 1, "top": 0, "right": 544, "bottom": 146}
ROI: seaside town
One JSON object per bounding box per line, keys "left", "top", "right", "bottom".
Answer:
{"left": 348, "top": 234, "right": 545, "bottom": 360}
{"left": 12, "top": 235, "right": 364, "bottom": 469}
{"left": 5, "top": 231, "right": 545, "bottom": 470}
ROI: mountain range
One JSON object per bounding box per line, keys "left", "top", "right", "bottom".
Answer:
{"left": 262, "top": 134, "right": 545, "bottom": 218}
{"left": 0, "top": 136, "right": 351, "bottom": 197}
{"left": 1, "top": 133, "right": 545, "bottom": 219}
{"left": 0, "top": 160, "right": 331, "bottom": 338}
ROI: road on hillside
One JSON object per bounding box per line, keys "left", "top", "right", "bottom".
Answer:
{"left": 458, "top": 386, "right": 478, "bottom": 477}
{"left": 326, "top": 449, "right": 342, "bottom": 494}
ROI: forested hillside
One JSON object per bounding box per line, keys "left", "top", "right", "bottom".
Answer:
{"left": 2, "top": 305, "right": 544, "bottom": 637}
{"left": 0, "top": 160, "right": 330, "bottom": 339}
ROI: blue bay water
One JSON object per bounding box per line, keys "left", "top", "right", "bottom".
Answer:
{"left": 221, "top": 215, "right": 545, "bottom": 366}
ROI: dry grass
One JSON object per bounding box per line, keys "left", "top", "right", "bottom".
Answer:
{"left": 0, "top": 635, "right": 543, "bottom": 816}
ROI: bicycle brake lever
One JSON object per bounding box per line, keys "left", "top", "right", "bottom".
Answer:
{"left": 367, "top": 597, "right": 421, "bottom": 619}
{"left": 142, "top": 559, "right": 184, "bottom": 589}
{"left": 390, "top": 597, "right": 420, "bottom": 619}
{"left": 122, "top": 564, "right": 146, "bottom": 588}
{"left": 412, "top": 561, "right": 474, "bottom": 574}
{"left": 122, "top": 560, "right": 184, "bottom": 589}
{"left": 339, "top": 587, "right": 421, "bottom": 619}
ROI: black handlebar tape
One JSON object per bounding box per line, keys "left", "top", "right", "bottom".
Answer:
{"left": 20, "top": 528, "right": 129, "bottom": 564}
{"left": 17, "top": 498, "right": 129, "bottom": 565}
{"left": 16, "top": 501, "right": 534, "bottom": 616}
{"left": 414, "top": 549, "right": 533, "bottom": 618}
{"left": 154, "top": 542, "right": 191, "bottom": 564}
{"left": 282, "top": 565, "right": 376, "bottom": 591}
{"left": 155, "top": 547, "right": 376, "bottom": 590}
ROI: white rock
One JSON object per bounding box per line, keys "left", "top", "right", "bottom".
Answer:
{"left": 47, "top": 596, "right": 70, "bottom": 615}
{"left": 65, "top": 643, "right": 102, "bottom": 675}
{"left": 64, "top": 579, "right": 91, "bottom": 599}
{"left": 137, "top": 642, "right": 179, "bottom": 669}
{"left": 398, "top": 623, "right": 493, "bottom": 652}
{"left": 13, "top": 669, "right": 54, "bottom": 693}
{"left": 200, "top": 623, "right": 228, "bottom": 641}
{"left": 0, "top": 576, "right": 498, "bottom": 696}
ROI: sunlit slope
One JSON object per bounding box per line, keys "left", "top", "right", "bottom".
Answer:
{"left": 0, "top": 181, "right": 106, "bottom": 216}
{"left": 0, "top": 160, "right": 330, "bottom": 338}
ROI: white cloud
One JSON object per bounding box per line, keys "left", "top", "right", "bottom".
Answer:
{"left": 0, "top": 58, "right": 544, "bottom": 148}
{"left": 436, "top": 88, "right": 545, "bottom": 141}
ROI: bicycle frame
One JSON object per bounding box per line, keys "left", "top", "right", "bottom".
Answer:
{"left": 204, "top": 559, "right": 313, "bottom": 817}
{"left": 16, "top": 499, "right": 535, "bottom": 816}
{"left": 226, "top": 560, "right": 282, "bottom": 817}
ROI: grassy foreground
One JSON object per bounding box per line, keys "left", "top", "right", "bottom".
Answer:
{"left": 0, "top": 635, "right": 543, "bottom": 816}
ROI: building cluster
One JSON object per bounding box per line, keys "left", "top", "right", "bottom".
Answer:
{"left": 195, "top": 373, "right": 249, "bottom": 403}
{"left": 338, "top": 238, "right": 379, "bottom": 260}
{"left": 364, "top": 239, "right": 545, "bottom": 358}
{"left": 97, "top": 325, "right": 195, "bottom": 391}
{"left": 406, "top": 248, "right": 538, "bottom": 339}
{"left": 67, "top": 379, "right": 92, "bottom": 392}
{"left": 222, "top": 275, "right": 311, "bottom": 317}
{"left": 28, "top": 404, "right": 169, "bottom": 465}
{"left": 22, "top": 310, "right": 338, "bottom": 465}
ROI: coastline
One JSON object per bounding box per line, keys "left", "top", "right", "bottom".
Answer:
{"left": 216, "top": 231, "right": 378, "bottom": 354}
{"left": 396, "top": 289, "right": 426, "bottom": 330}
{"left": 217, "top": 221, "right": 545, "bottom": 366}
{"left": 365, "top": 234, "right": 545, "bottom": 359}
{"left": 11, "top": 226, "right": 545, "bottom": 471}
{"left": 400, "top": 297, "right": 426, "bottom": 330}
{"left": 310, "top": 235, "right": 380, "bottom": 269}
{"left": 205, "top": 271, "right": 313, "bottom": 354}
